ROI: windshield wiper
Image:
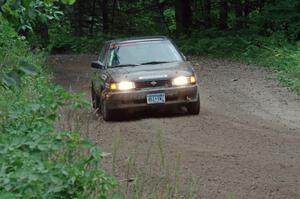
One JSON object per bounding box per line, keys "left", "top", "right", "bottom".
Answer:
{"left": 112, "top": 64, "right": 139, "bottom": 68}
{"left": 139, "top": 61, "right": 174, "bottom": 65}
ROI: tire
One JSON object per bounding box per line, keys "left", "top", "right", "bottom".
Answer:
{"left": 187, "top": 95, "right": 200, "bottom": 115}
{"left": 101, "top": 99, "right": 113, "bottom": 121}
{"left": 91, "top": 86, "right": 100, "bottom": 110}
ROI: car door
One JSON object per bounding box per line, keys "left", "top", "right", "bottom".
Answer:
{"left": 92, "top": 43, "right": 109, "bottom": 94}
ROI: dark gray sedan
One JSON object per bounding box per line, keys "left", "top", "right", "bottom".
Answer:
{"left": 91, "top": 36, "right": 200, "bottom": 120}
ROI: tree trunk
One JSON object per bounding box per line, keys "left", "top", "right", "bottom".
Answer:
{"left": 234, "top": 0, "right": 243, "bottom": 29}
{"left": 219, "top": 0, "right": 228, "bottom": 30}
{"left": 203, "top": 0, "right": 211, "bottom": 28}
{"left": 258, "top": 0, "right": 265, "bottom": 13}
{"left": 89, "top": 0, "right": 97, "bottom": 35}
{"left": 244, "top": 0, "right": 250, "bottom": 17}
{"left": 110, "top": 0, "right": 117, "bottom": 38}
{"left": 175, "top": 0, "right": 192, "bottom": 36}
{"left": 73, "top": 0, "right": 84, "bottom": 36}
{"left": 243, "top": 0, "right": 251, "bottom": 28}
{"left": 101, "top": 0, "right": 109, "bottom": 34}
{"left": 37, "top": 23, "right": 49, "bottom": 48}
{"left": 156, "top": 0, "right": 171, "bottom": 34}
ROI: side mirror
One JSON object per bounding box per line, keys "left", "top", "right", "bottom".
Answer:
{"left": 91, "top": 61, "right": 104, "bottom": 69}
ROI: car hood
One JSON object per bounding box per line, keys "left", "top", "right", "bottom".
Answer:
{"left": 107, "top": 61, "right": 194, "bottom": 82}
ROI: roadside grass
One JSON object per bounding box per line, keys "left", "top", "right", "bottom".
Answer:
{"left": 56, "top": 108, "right": 201, "bottom": 198}
{"left": 177, "top": 32, "right": 300, "bottom": 95}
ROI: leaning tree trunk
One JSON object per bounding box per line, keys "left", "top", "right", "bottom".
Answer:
{"left": 101, "top": 0, "right": 109, "bottom": 34}
{"left": 89, "top": 0, "right": 97, "bottom": 35}
{"left": 110, "top": 0, "right": 117, "bottom": 38}
{"left": 203, "top": 0, "right": 211, "bottom": 28}
{"left": 244, "top": 0, "right": 250, "bottom": 17}
{"left": 175, "top": 0, "right": 192, "bottom": 36}
{"left": 244, "top": 0, "right": 251, "bottom": 28}
{"left": 234, "top": 0, "right": 243, "bottom": 29}
{"left": 36, "top": 23, "right": 49, "bottom": 48}
{"left": 156, "top": 0, "right": 171, "bottom": 34}
{"left": 258, "top": 0, "right": 265, "bottom": 13}
{"left": 219, "top": 0, "right": 228, "bottom": 30}
{"left": 72, "top": 0, "right": 84, "bottom": 36}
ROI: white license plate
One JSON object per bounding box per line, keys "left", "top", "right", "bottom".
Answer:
{"left": 147, "top": 93, "right": 166, "bottom": 104}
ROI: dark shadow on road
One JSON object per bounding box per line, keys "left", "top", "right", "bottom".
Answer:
{"left": 97, "top": 107, "right": 194, "bottom": 122}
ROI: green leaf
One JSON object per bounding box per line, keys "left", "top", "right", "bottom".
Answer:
{"left": 19, "top": 61, "right": 37, "bottom": 76}
{"left": 91, "top": 147, "right": 103, "bottom": 160}
{"left": 0, "top": 0, "right": 6, "bottom": 7}
{"left": 0, "top": 192, "right": 17, "bottom": 199}
{"left": 10, "top": 0, "right": 21, "bottom": 10}
{"left": 61, "top": 0, "right": 76, "bottom": 5}
{"left": 3, "top": 71, "right": 21, "bottom": 87}
{"left": 21, "top": 0, "right": 30, "bottom": 8}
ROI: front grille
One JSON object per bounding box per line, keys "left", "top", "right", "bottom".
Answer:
{"left": 135, "top": 79, "right": 171, "bottom": 89}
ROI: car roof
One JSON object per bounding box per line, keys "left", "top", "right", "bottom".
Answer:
{"left": 108, "top": 36, "right": 170, "bottom": 45}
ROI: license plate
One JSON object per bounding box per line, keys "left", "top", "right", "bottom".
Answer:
{"left": 147, "top": 93, "right": 166, "bottom": 104}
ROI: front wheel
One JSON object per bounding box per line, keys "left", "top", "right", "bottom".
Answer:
{"left": 101, "top": 99, "right": 113, "bottom": 121}
{"left": 187, "top": 95, "right": 200, "bottom": 115}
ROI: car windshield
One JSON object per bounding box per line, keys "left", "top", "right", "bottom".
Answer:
{"left": 108, "top": 40, "right": 183, "bottom": 67}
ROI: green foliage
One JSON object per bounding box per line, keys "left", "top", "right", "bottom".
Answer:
{"left": 113, "top": 0, "right": 164, "bottom": 35}
{"left": 258, "top": 0, "right": 300, "bottom": 40}
{"left": 164, "top": 8, "right": 176, "bottom": 33}
{"left": 0, "top": 0, "right": 74, "bottom": 32}
{"left": 0, "top": 17, "right": 116, "bottom": 198}
{"left": 48, "top": 21, "right": 108, "bottom": 53}
{"left": 0, "top": 16, "right": 38, "bottom": 88}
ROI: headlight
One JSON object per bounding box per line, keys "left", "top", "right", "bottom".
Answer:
{"left": 110, "top": 81, "right": 135, "bottom": 91}
{"left": 172, "top": 76, "right": 196, "bottom": 86}
{"left": 190, "top": 76, "right": 196, "bottom": 84}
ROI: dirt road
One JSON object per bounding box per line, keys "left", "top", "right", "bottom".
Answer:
{"left": 50, "top": 54, "right": 300, "bottom": 198}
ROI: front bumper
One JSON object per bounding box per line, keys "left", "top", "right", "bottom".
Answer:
{"left": 103, "top": 85, "right": 199, "bottom": 110}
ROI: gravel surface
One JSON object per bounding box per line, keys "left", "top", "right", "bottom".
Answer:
{"left": 50, "top": 54, "right": 300, "bottom": 199}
